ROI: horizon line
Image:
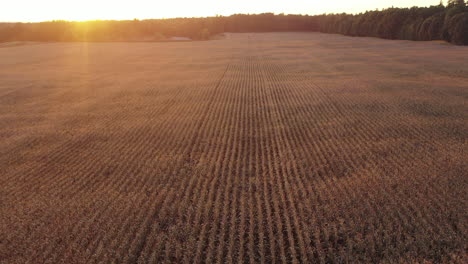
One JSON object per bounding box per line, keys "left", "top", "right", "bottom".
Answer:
{"left": 0, "top": 4, "right": 444, "bottom": 23}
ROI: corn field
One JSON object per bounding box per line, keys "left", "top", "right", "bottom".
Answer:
{"left": 1, "top": 33, "right": 467, "bottom": 263}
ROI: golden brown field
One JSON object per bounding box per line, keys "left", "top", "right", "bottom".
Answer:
{"left": 1, "top": 32, "right": 467, "bottom": 263}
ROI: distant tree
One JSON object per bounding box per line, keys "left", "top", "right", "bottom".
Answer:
{"left": 418, "top": 13, "right": 445, "bottom": 40}
{"left": 447, "top": 0, "right": 466, "bottom": 7}
{"left": 446, "top": 12, "right": 468, "bottom": 44}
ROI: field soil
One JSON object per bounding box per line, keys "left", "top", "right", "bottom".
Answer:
{"left": 0, "top": 33, "right": 467, "bottom": 263}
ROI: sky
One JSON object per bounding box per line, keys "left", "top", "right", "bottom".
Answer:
{"left": 1, "top": 0, "right": 443, "bottom": 22}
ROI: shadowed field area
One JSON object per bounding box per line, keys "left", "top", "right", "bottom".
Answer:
{"left": 0, "top": 32, "right": 467, "bottom": 263}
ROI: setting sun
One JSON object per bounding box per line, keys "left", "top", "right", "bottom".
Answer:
{"left": 2, "top": 0, "right": 441, "bottom": 22}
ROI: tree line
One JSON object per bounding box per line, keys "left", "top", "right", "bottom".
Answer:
{"left": 0, "top": 1, "right": 467, "bottom": 44}
{"left": 0, "top": 18, "right": 225, "bottom": 42}
{"left": 316, "top": 0, "right": 468, "bottom": 45}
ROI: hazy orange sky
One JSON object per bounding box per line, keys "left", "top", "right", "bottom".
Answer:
{"left": 2, "top": 0, "right": 442, "bottom": 22}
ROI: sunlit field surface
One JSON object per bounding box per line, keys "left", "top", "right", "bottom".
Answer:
{"left": 1, "top": 33, "right": 467, "bottom": 263}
